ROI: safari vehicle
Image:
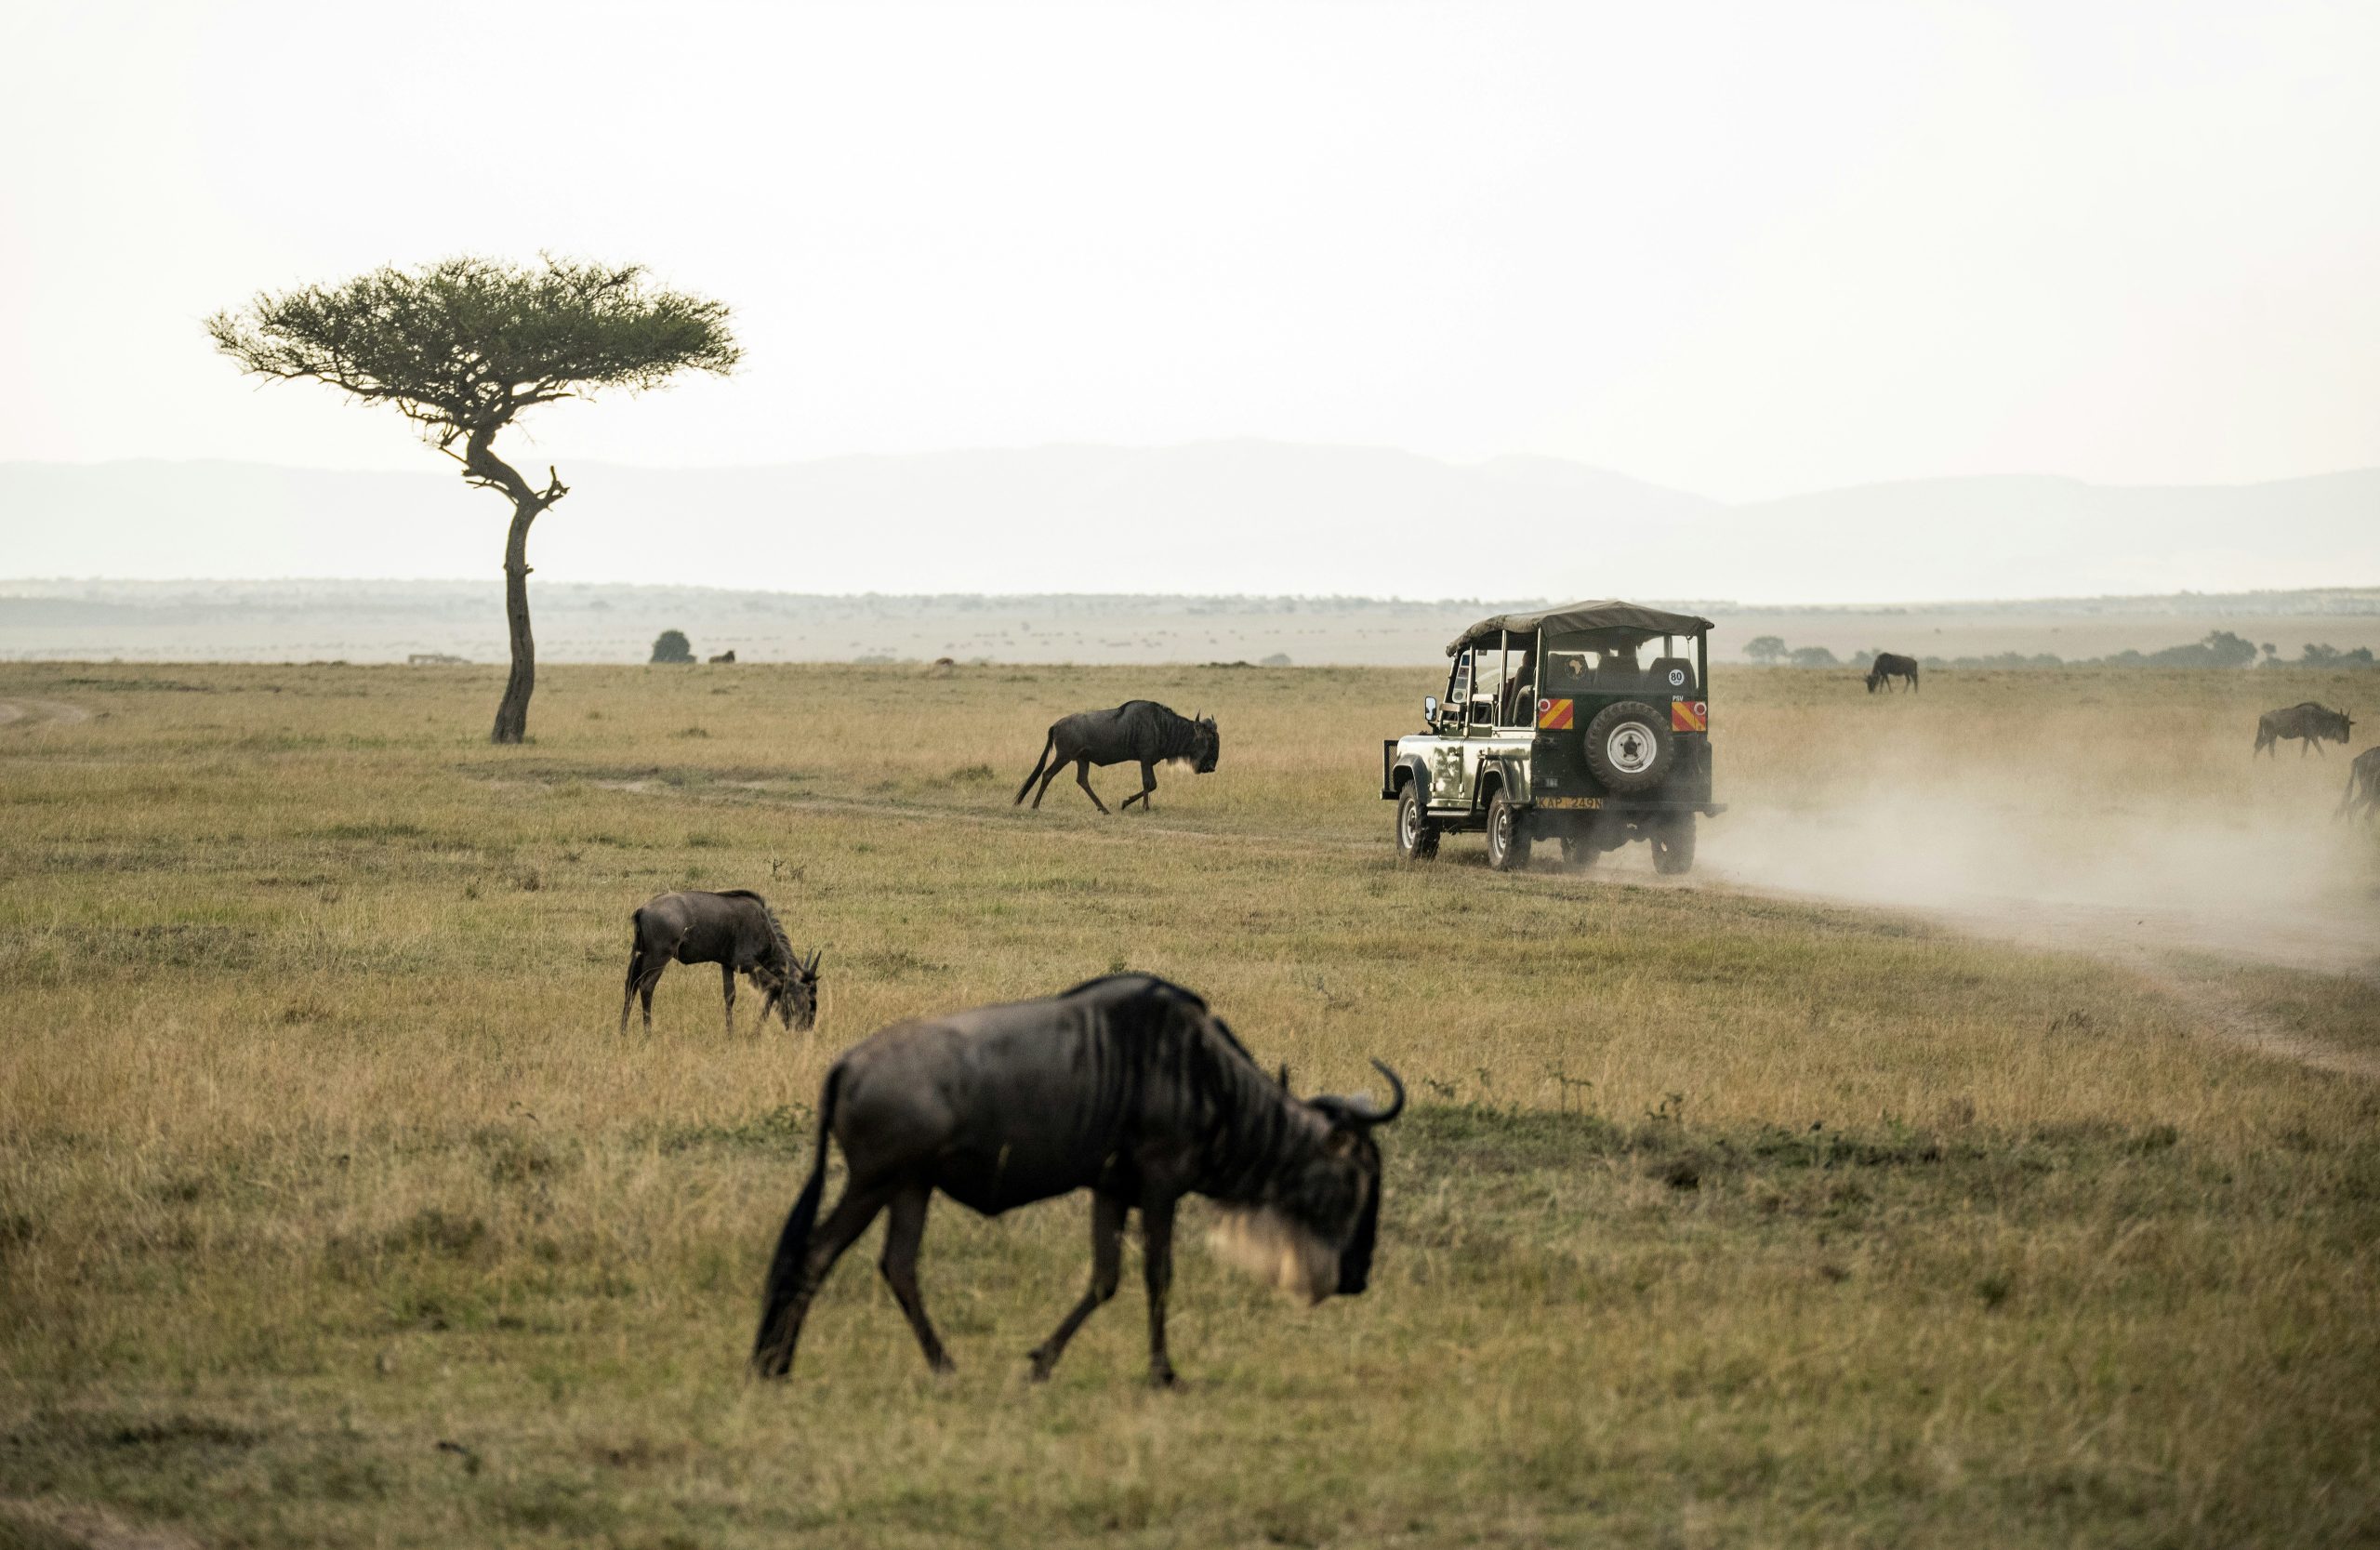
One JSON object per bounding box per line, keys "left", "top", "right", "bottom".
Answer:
{"left": 1380, "top": 601, "right": 1722, "bottom": 874}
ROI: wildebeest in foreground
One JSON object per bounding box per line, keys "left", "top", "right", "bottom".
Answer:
{"left": 748, "top": 973, "right": 1403, "bottom": 1386}
{"left": 619, "top": 890, "right": 820, "bottom": 1035}
{"left": 1866, "top": 652, "right": 1920, "bottom": 694}
{"left": 2338, "top": 747, "right": 2380, "bottom": 823}
{"left": 1013, "top": 700, "right": 1220, "bottom": 814}
{"left": 2254, "top": 701, "right": 2351, "bottom": 758}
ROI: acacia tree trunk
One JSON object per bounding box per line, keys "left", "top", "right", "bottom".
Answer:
{"left": 463, "top": 428, "right": 567, "bottom": 746}
{"left": 492, "top": 500, "right": 538, "bottom": 743}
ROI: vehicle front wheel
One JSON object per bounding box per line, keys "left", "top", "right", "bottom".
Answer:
{"left": 1485, "top": 789, "right": 1531, "bottom": 872}
{"left": 1649, "top": 812, "right": 1697, "bottom": 875}
{"left": 1395, "top": 784, "right": 1439, "bottom": 861}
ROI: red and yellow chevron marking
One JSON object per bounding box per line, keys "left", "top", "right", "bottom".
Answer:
{"left": 1536, "top": 697, "right": 1574, "bottom": 730}
{"left": 1671, "top": 698, "right": 1708, "bottom": 733}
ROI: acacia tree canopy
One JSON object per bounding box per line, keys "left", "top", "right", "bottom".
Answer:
{"left": 206, "top": 255, "right": 739, "bottom": 444}
{"left": 208, "top": 256, "right": 739, "bottom": 742}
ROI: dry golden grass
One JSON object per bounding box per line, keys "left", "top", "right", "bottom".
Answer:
{"left": 0, "top": 658, "right": 2375, "bottom": 1548}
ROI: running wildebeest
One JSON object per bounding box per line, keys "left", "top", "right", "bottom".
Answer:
{"left": 1865, "top": 652, "right": 1920, "bottom": 694}
{"left": 2254, "top": 701, "right": 2352, "bottom": 758}
{"left": 748, "top": 973, "right": 1403, "bottom": 1386}
{"left": 619, "top": 889, "right": 820, "bottom": 1035}
{"left": 1012, "top": 700, "right": 1220, "bottom": 814}
{"left": 2337, "top": 746, "right": 2380, "bottom": 823}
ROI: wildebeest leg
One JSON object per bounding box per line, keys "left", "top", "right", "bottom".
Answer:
{"left": 1119, "top": 761, "right": 1157, "bottom": 812}
{"left": 721, "top": 964, "right": 737, "bottom": 1034}
{"left": 1075, "top": 759, "right": 1111, "bottom": 815}
{"left": 1028, "top": 1191, "right": 1125, "bottom": 1381}
{"left": 618, "top": 945, "right": 646, "bottom": 1036}
{"left": 1032, "top": 754, "right": 1067, "bottom": 809}
{"left": 1140, "top": 1193, "right": 1177, "bottom": 1386}
{"left": 636, "top": 964, "right": 666, "bottom": 1033}
{"left": 878, "top": 1184, "right": 954, "bottom": 1373}
{"left": 752, "top": 1179, "right": 893, "bottom": 1377}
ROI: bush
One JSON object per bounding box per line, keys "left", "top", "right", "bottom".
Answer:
{"left": 649, "top": 629, "right": 694, "bottom": 665}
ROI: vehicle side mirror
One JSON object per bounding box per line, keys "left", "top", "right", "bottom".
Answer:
{"left": 1422, "top": 696, "right": 1439, "bottom": 725}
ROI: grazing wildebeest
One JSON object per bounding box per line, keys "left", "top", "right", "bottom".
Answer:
{"left": 1865, "top": 653, "right": 1920, "bottom": 694}
{"left": 2337, "top": 746, "right": 2380, "bottom": 823}
{"left": 2254, "top": 701, "right": 2351, "bottom": 758}
{"left": 1012, "top": 700, "right": 1219, "bottom": 814}
{"left": 707, "top": 650, "right": 736, "bottom": 664}
{"left": 748, "top": 973, "right": 1403, "bottom": 1386}
{"left": 619, "top": 890, "right": 819, "bottom": 1035}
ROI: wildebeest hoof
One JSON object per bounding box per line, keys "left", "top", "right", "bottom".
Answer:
{"left": 1147, "top": 1365, "right": 1178, "bottom": 1389}
{"left": 1026, "top": 1352, "right": 1056, "bottom": 1383}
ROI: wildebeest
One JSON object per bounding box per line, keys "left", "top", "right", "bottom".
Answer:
{"left": 1012, "top": 700, "right": 1220, "bottom": 814}
{"left": 707, "top": 650, "right": 736, "bottom": 664}
{"left": 2254, "top": 701, "right": 2351, "bottom": 758}
{"left": 619, "top": 890, "right": 819, "bottom": 1035}
{"left": 748, "top": 973, "right": 1403, "bottom": 1386}
{"left": 2338, "top": 746, "right": 2380, "bottom": 823}
{"left": 1865, "top": 653, "right": 1919, "bottom": 694}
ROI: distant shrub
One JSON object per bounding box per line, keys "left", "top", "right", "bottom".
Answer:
{"left": 1261, "top": 652, "right": 1292, "bottom": 667}
{"left": 1744, "top": 635, "right": 1787, "bottom": 665}
{"left": 1788, "top": 645, "right": 1839, "bottom": 669}
{"left": 2142, "top": 629, "right": 2257, "bottom": 669}
{"left": 650, "top": 629, "right": 694, "bottom": 664}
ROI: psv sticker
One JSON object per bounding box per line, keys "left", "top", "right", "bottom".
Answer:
{"left": 1671, "top": 699, "right": 1708, "bottom": 732}
{"left": 1536, "top": 697, "right": 1574, "bottom": 730}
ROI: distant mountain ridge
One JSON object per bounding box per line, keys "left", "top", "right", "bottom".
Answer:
{"left": 3, "top": 443, "right": 2373, "bottom": 603}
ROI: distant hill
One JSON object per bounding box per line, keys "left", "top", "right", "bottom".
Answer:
{"left": 2, "top": 444, "right": 2374, "bottom": 603}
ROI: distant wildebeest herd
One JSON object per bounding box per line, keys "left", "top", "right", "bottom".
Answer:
{"left": 1861, "top": 655, "right": 2364, "bottom": 824}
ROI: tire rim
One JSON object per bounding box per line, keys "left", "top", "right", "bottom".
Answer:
{"left": 1491, "top": 802, "right": 1510, "bottom": 855}
{"left": 1606, "top": 722, "right": 1657, "bottom": 775}
{"left": 1401, "top": 796, "right": 1419, "bottom": 849}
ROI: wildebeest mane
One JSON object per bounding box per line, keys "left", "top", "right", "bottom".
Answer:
{"left": 715, "top": 888, "right": 791, "bottom": 962}
{"left": 1056, "top": 973, "right": 1310, "bottom": 1200}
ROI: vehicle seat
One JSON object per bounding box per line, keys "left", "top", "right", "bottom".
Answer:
{"left": 1646, "top": 656, "right": 1697, "bottom": 694}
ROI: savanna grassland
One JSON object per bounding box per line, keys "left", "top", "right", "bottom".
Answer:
{"left": 1, "top": 658, "right": 2375, "bottom": 1549}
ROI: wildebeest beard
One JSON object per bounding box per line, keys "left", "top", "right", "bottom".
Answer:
{"left": 1208, "top": 1207, "right": 1340, "bottom": 1303}
{"left": 1206, "top": 1120, "right": 1382, "bottom": 1303}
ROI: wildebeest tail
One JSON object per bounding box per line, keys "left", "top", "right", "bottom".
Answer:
{"left": 749, "top": 1064, "right": 843, "bottom": 1374}
{"left": 1013, "top": 728, "right": 1056, "bottom": 804}
{"left": 624, "top": 907, "right": 647, "bottom": 980}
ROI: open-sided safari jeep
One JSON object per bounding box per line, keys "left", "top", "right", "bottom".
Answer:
{"left": 1380, "top": 601, "right": 1723, "bottom": 874}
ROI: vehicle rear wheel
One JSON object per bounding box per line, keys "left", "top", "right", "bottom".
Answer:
{"left": 1485, "top": 789, "right": 1531, "bottom": 872}
{"left": 1649, "top": 812, "right": 1697, "bottom": 875}
{"left": 1395, "top": 783, "right": 1439, "bottom": 861}
{"left": 1582, "top": 700, "right": 1674, "bottom": 795}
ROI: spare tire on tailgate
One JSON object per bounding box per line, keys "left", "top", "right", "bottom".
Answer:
{"left": 1582, "top": 700, "right": 1674, "bottom": 794}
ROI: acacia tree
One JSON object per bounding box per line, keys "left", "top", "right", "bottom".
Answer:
{"left": 208, "top": 257, "right": 739, "bottom": 743}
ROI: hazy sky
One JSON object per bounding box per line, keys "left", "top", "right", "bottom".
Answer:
{"left": 2, "top": 0, "right": 2374, "bottom": 503}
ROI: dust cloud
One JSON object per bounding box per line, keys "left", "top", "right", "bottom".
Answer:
{"left": 1690, "top": 695, "right": 2380, "bottom": 980}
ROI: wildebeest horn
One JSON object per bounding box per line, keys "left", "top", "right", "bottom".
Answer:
{"left": 1313, "top": 1060, "right": 1407, "bottom": 1126}
{"left": 1277, "top": 1063, "right": 1291, "bottom": 1090}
